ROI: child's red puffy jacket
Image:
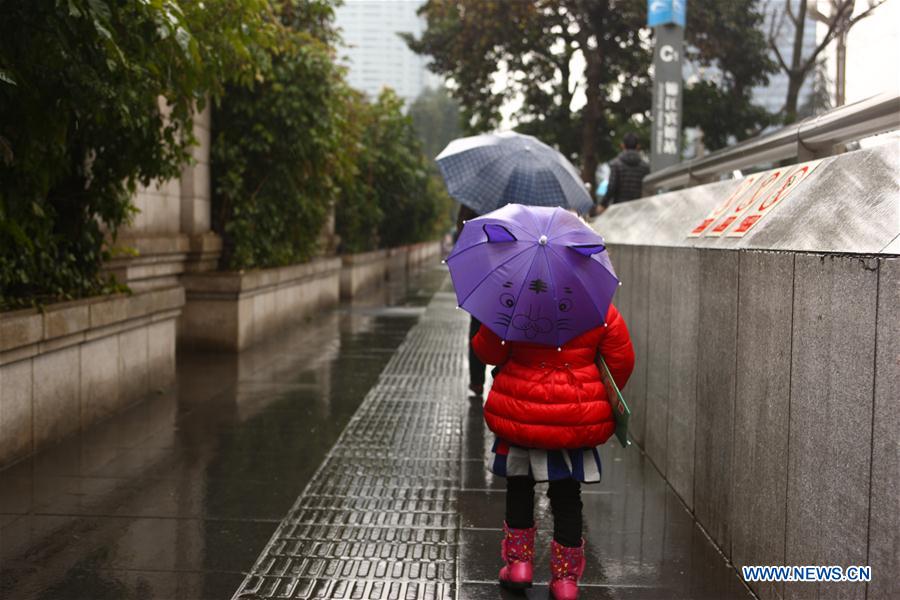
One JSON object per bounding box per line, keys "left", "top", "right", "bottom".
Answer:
{"left": 473, "top": 304, "right": 635, "bottom": 450}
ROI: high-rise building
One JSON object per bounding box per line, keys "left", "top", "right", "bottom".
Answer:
{"left": 334, "top": 0, "right": 440, "bottom": 106}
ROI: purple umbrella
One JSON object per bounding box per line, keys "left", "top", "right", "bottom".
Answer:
{"left": 445, "top": 203, "right": 620, "bottom": 347}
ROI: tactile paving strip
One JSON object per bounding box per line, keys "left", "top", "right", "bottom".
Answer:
{"left": 233, "top": 288, "right": 468, "bottom": 600}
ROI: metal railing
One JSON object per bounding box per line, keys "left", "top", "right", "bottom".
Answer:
{"left": 644, "top": 90, "right": 900, "bottom": 193}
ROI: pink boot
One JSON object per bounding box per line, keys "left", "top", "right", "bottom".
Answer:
{"left": 549, "top": 539, "right": 586, "bottom": 600}
{"left": 498, "top": 521, "right": 535, "bottom": 590}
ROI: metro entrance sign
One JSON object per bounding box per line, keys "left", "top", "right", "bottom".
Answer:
{"left": 648, "top": 0, "right": 686, "bottom": 27}
{"left": 649, "top": 0, "right": 686, "bottom": 172}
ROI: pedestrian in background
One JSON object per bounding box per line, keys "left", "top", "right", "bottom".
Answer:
{"left": 455, "top": 203, "right": 487, "bottom": 397}
{"left": 591, "top": 132, "right": 649, "bottom": 216}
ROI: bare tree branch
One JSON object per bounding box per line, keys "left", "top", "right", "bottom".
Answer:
{"left": 805, "top": 0, "right": 828, "bottom": 23}
{"left": 770, "top": 38, "right": 791, "bottom": 73}
{"left": 799, "top": 0, "right": 854, "bottom": 75}
{"left": 849, "top": 0, "right": 886, "bottom": 26}
{"left": 786, "top": 0, "right": 798, "bottom": 25}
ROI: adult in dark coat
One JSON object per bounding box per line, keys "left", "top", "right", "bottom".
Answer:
{"left": 455, "top": 204, "right": 487, "bottom": 397}
{"left": 592, "top": 132, "right": 649, "bottom": 216}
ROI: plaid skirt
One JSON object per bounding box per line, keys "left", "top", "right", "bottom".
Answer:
{"left": 488, "top": 437, "right": 603, "bottom": 483}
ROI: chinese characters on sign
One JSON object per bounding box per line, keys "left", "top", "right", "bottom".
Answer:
{"left": 650, "top": 23, "right": 684, "bottom": 171}
{"left": 684, "top": 159, "right": 824, "bottom": 238}
{"left": 708, "top": 169, "right": 783, "bottom": 236}
{"left": 728, "top": 160, "right": 824, "bottom": 237}
{"left": 658, "top": 81, "right": 681, "bottom": 156}
{"left": 687, "top": 175, "right": 758, "bottom": 237}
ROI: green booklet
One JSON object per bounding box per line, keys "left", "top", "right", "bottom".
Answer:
{"left": 597, "top": 356, "right": 631, "bottom": 448}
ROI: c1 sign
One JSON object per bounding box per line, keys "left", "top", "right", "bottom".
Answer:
{"left": 648, "top": 0, "right": 687, "bottom": 27}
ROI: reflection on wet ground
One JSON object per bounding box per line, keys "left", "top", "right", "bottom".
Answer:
{"left": 1, "top": 264, "right": 753, "bottom": 600}
{"left": 0, "top": 267, "right": 446, "bottom": 600}
{"left": 459, "top": 398, "right": 754, "bottom": 599}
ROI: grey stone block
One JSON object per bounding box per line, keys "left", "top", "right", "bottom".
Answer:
{"left": 743, "top": 146, "right": 899, "bottom": 254}
{"left": 628, "top": 245, "right": 652, "bottom": 445}
{"left": 785, "top": 254, "right": 877, "bottom": 600}
{"left": 730, "top": 251, "right": 794, "bottom": 600}
{"left": 665, "top": 248, "right": 699, "bottom": 510}
{"left": 80, "top": 335, "right": 122, "bottom": 428}
{"left": 118, "top": 327, "right": 149, "bottom": 400}
{"left": 0, "top": 360, "right": 33, "bottom": 467}
{"left": 609, "top": 244, "right": 633, "bottom": 325}
{"left": 868, "top": 257, "right": 900, "bottom": 600}
{"left": 32, "top": 346, "right": 81, "bottom": 447}
{"left": 593, "top": 144, "right": 899, "bottom": 256}
{"left": 644, "top": 247, "right": 673, "bottom": 473}
{"left": 693, "top": 249, "right": 738, "bottom": 552}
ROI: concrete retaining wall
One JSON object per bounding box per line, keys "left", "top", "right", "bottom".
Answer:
{"left": 340, "top": 241, "right": 442, "bottom": 298}
{"left": 180, "top": 257, "right": 341, "bottom": 352}
{"left": 179, "top": 241, "right": 442, "bottom": 351}
{"left": 407, "top": 240, "right": 443, "bottom": 269}
{"left": 596, "top": 144, "right": 899, "bottom": 600}
{"left": 0, "top": 287, "right": 184, "bottom": 468}
{"left": 340, "top": 249, "right": 388, "bottom": 300}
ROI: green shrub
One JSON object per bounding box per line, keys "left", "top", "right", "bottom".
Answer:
{"left": 211, "top": 4, "right": 347, "bottom": 269}
{"left": 0, "top": 0, "right": 273, "bottom": 309}
{"left": 336, "top": 89, "right": 451, "bottom": 253}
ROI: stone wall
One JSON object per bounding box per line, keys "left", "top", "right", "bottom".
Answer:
{"left": 104, "top": 104, "right": 220, "bottom": 292}
{"left": 181, "top": 257, "right": 342, "bottom": 352}
{"left": 595, "top": 143, "right": 899, "bottom": 600}
{"left": 0, "top": 288, "right": 184, "bottom": 468}
{"left": 340, "top": 249, "right": 389, "bottom": 300}
{"left": 180, "top": 241, "right": 443, "bottom": 352}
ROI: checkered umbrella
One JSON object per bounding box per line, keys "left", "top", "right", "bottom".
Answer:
{"left": 435, "top": 131, "right": 593, "bottom": 216}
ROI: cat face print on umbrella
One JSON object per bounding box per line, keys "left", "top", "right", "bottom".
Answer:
{"left": 445, "top": 204, "right": 619, "bottom": 347}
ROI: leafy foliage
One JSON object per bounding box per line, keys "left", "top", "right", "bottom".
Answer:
{"left": 406, "top": 0, "right": 778, "bottom": 173}
{"left": 683, "top": 0, "right": 776, "bottom": 149}
{"left": 336, "top": 89, "right": 452, "bottom": 253}
{"left": 211, "top": 9, "right": 345, "bottom": 269}
{"left": 408, "top": 86, "right": 462, "bottom": 160}
{"left": 404, "top": 0, "right": 652, "bottom": 189}
{"left": 0, "top": 0, "right": 274, "bottom": 308}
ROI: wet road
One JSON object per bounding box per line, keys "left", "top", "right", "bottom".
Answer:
{"left": 0, "top": 267, "right": 446, "bottom": 600}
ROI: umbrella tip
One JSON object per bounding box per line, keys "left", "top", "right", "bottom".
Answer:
{"left": 501, "top": 340, "right": 506, "bottom": 345}
{"left": 557, "top": 346, "right": 562, "bottom": 352}
{"left": 539, "top": 235, "right": 548, "bottom": 246}
{"left": 603, "top": 322, "right": 608, "bottom": 327}
{"left": 441, "top": 260, "right": 446, "bottom": 264}
{"left": 456, "top": 305, "right": 461, "bottom": 310}
{"left": 618, "top": 281, "right": 623, "bottom": 286}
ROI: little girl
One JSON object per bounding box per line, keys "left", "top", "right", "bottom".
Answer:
{"left": 472, "top": 303, "right": 634, "bottom": 599}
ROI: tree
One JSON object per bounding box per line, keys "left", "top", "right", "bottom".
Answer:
{"left": 406, "top": 0, "right": 778, "bottom": 184}
{"left": 336, "top": 89, "right": 452, "bottom": 252}
{"left": 768, "top": 0, "right": 885, "bottom": 123}
{"left": 806, "top": 0, "right": 885, "bottom": 106}
{"left": 682, "top": 0, "right": 777, "bottom": 150}
{"left": 408, "top": 86, "right": 462, "bottom": 159}
{"left": 404, "top": 0, "right": 650, "bottom": 191}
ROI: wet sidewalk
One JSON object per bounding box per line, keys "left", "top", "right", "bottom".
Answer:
{"left": 232, "top": 275, "right": 753, "bottom": 600}
{"left": 1, "top": 266, "right": 754, "bottom": 599}
{"left": 0, "top": 267, "right": 447, "bottom": 599}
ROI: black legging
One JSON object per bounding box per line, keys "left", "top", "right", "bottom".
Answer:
{"left": 468, "top": 316, "right": 486, "bottom": 388}
{"left": 506, "top": 476, "right": 582, "bottom": 547}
